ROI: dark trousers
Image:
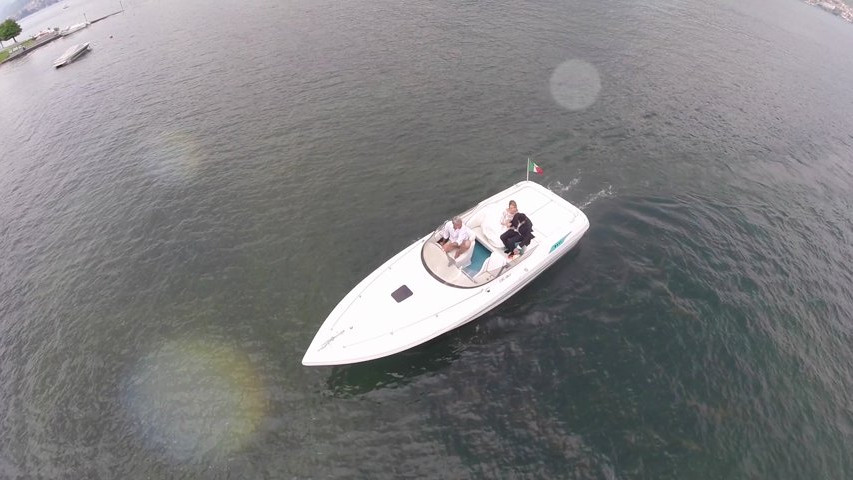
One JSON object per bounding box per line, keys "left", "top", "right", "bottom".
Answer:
{"left": 500, "top": 230, "right": 522, "bottom": 252}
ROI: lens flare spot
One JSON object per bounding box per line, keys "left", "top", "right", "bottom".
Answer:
{"left": 143, "top": 130, "right": 203, "bottom": 182}
{"left": 123, "top": 339, "right": 264, "bottom": 462}
{"left": 549, "top": 59, "right": 602, "bottom": 111}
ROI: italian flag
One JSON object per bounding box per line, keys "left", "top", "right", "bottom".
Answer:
{"left": 528, "top": 158, "right": 544, "bottom": 175}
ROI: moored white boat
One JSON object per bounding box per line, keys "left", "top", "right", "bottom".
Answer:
{"left": 302, "top": 180, "right": 590, "bottom": 366}
{"left": 53, "top": 42, "right": 90, "bottom": 68}
{"left": 59, "top": 21, "right": 89, "bottom": 36}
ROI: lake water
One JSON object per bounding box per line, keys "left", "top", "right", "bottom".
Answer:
{"left": 1, "top": 0, "right": 852, "bottom": 477}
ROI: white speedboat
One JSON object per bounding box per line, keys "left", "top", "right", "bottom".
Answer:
{"left": 302, "top": 180, "right": 590, "bottom": 366}
{"left": 53, "top": 42, "right": 90, "bottom": 68}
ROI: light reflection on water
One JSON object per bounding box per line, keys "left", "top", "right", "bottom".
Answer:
{"left": 122, "top": 338, "right": 265, "bottom": 462}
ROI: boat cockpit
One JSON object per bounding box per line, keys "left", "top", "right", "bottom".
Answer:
{"left": 420, "top": 203, "right": 539, "bottom": 288}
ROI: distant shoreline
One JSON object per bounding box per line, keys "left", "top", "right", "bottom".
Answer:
{"left": 4, "top": 0, "right": 853, "bottom": 26}
{"left": 0, "top": 10, "right": 122, "bottom": 66}
{"left": 1, "top": 0, "right": 63, "bottom": 21}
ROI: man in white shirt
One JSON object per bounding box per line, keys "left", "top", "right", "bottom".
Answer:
{"left": 437, "top": 216, "right": 473, "bottom": 259}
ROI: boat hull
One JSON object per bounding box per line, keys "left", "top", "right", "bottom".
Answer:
{"left": 302, "top": 181, "right": 589, "bottom": 366}
{"left": 53, "top": 43, "right": 90, "bottom": 68}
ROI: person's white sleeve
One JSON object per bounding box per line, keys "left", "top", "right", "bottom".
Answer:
{"left": 463, "top": 227, "right": 474, "bottom": 244}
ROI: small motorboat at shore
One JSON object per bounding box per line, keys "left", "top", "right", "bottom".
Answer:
{"left": 53, "top": 42, "right": 90, "bottom": 68}
{"left": 59, "top": 21, "right": 89, "bottom": 36}
{"left": 302, "top": 180, "right": 590, "bottom": 366}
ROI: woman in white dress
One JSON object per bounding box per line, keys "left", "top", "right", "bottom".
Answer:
{"left": 500, "top": 200, "right": 518, "bottom": 228}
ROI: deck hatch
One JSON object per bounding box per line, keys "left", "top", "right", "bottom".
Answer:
{"left": 391, "top": 285, "right": 413, "bottom": 303}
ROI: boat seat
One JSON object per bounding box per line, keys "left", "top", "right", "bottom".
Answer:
{"left": 506, "top": 241, "right": 539, "bottom": 266}
{"left": 473, "top": 251, "right": 508, "bottom": 282}
{"left": 466, "top": 204, "right": 505, "bottom": 249}
{"left": 423, "top": 241, "right": 478, "bottom": 287}
{"left": 450, "top": 236, "right": 474, "bottom": 269}
{"left": 433, "top": 224, "right": 476, "bottom": 269}
{"left": 424, "top": 242, "right": 458, "bottom": 276}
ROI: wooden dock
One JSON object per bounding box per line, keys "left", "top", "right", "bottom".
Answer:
{"left": 90, "top": 10, "right": 123, "bottom": 24}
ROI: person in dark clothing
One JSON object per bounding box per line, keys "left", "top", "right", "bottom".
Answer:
{"left": 500, "top": 213, "right": 534, "bottom": 254}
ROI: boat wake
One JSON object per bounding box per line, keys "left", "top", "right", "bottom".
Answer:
{"left": 546, "top": 178, "right": 614, "bottom": 210}
{"left": 546, "top": 178, "right": 580, "bottom": 193}
{"left": 580, "top": 185, "right": 614, "bottom": 210}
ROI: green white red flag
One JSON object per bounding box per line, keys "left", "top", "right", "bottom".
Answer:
{"left": 527, "top": 158, "right": 543, "bottom": 175}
